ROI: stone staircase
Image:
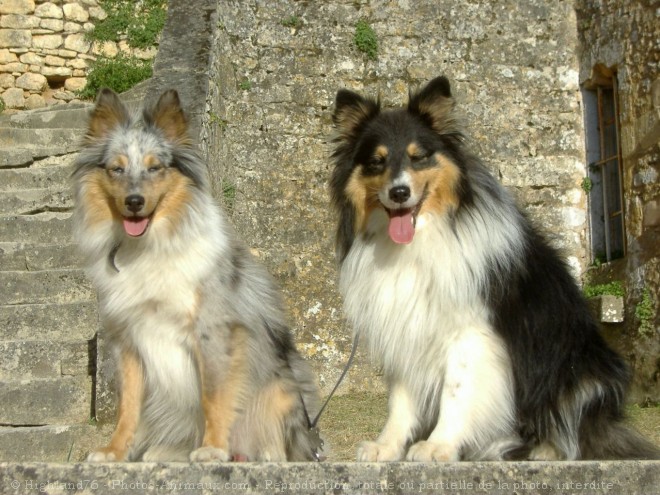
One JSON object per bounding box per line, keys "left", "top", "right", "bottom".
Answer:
{"left": 0, "top": 103, "right": 105, "bottom": 461}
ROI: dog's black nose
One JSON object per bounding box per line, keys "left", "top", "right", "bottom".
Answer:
{"left": 125, "top": 194, "right": 145, "bottom": 213}
{"left": 389, "top": 185, "right": 411, "bottom": 204}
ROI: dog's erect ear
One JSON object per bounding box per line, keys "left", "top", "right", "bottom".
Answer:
{"left": 408, "top": 76, "right": 458, "bottom": 136}
{"left": 332, "top": 89, "right": 380, "bottom": 139}
{"left": 87, "top": 88, "right": 129, "bottom": 140}
{"left": 146, "top": 90, "right": 190, "bottom": 145}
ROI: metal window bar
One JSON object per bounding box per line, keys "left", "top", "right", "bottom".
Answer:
{"left": 594, "top": 79, "right": 625, "bottom": 262}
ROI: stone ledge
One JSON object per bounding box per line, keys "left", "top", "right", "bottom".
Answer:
{"left": 0, "top": 461, "right": 658, "bottom": 494}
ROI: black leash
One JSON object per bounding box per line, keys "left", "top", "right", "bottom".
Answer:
{"left": 304, "top": 332, "right": 360, "bottom": 461}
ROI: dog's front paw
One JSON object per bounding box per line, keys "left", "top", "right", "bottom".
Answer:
{"left": 406, "top": 441, "right": 459, "bottom": 462}
{"left": 87, "top": 448, "right": 121, "bottom": 462}
{"left": 190, "top": 446, "right": 230, "bottom": 462}
{"left": 357, "top": 441, "right": 403, "bottom": 462}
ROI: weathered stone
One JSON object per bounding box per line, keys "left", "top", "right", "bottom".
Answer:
{"left": 31, "top": 33, "right": 61, "bottom": 49}
{"left": 43, "top": 54, "right": 63, "bottom": 66}
{"left": 0, "top": 13, "right": 39, "bottom": 29}
{"left": 63, "top": 21, "right": 83, "bottom": 33}
{"left": 0, "top": 0, "right": 35, "bottom": 15}
{"left": 0, "top": 28, "right": 31, "bottom": 48}
{"left": 91, "top": 39, "right": 117, "bottom": 58}
{"left": 63, "top": 32, "right": 89, "bottom": 53}
{"left": 23, "top": 92, "right": 44, "bottom": 108}
{"left": 0, "top": 72, "right": 13, "bottom": 87}
{"left": 0, "top": 340, "right": 89, "bottom": 380}
{"left": 0, "top": 301, "right": 98, "bottom": 342}
{"left": 40, "top": 64, "right": 70, "bottom": 77}
{"left": 0, "top": 460, "right": 659, "bottom": 494}
{"left": 18, "top": 51, "right": 40, "bottom": 64}
{"left": 1, "top": 86, "right": 24, "bottom": 108}
{"left": 63, "top": 76, "right": 84, "bottom": 92}
{"left": 0, "top": 425, "right": 108, "bottom": 462}
{"left": 14, "top": 71, "right": 46, "bottom": 90}
{"left": 0, "top": 376, "right": 91, "bottom": 425}
{"left": 39, "top": 17, "right": 63, "bottom": 32}
{"left": 34, "top": 2, "right": 62, "bottom": 20}
{"left": 62, "top": 3, "right": 88, "bottom": 22}
{"left": 0, "top": 61, "right": 27, "bottom": 72}
{"left": 0, "top": 48, "right": 17, "bottom": 63}
{"left": 88, "top": 6, "right": 106, "bottom": 20}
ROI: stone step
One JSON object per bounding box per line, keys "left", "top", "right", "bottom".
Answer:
{"left": 2, "top": 269, "right": 94, "bottom": 305}
{"left": 0, "top": 340, "right": 90, "bottom": 381}
{"left": 0, "top": 103, "right": 92, "bottom": 130}
{"left": 0, "top": 188, "right": 73, "bottom": 216}
{"left": 0, "top": 302, "right": 98, "bottom": 342}
{"left": 0, "top": 163, "right": 72, "bottom": 192}
{"left": 0, "top": 213, "right": 73, "bottom": 245}
{"left": 0, "top": 376, "right": 92, "bottom": 425}
{"left": 0, "top": 128, "right": 82, "bottom": 158}
{"left": 0, "top": 242, "right": 81, "bottom": 271}
{"left": 0, "top": 424, "right": 107, "bottom": 463}
{"left": 0, "top": 460, "right": 658, "bottom": 494}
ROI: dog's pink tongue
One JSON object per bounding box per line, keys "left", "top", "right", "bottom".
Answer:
{"left": 388, "top": 210, "right": 415, "bottom": 244}
{"left": 123, "top": 217, "right": 149, "bottom": 237}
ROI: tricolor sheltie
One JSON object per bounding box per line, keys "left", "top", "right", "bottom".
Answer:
{"left": 73, "top": 88, "right": 320, "bottom": 462}
{"left": 330, "top": 76, "right": 659, "bottom": 461}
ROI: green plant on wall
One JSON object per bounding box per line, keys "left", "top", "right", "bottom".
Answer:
{"left": 87, "top": 0, "right": 167, "bottom": 49}
{"left": 0, "top": 96, "right": 5, "bottom": 114}
{"left": 281, "top": 16, "right": 302, "bottom": 29}
{"left": 581, "top": 177, "right": 593, "bottom": 194}
{"left": 583, "top": 280, "right": 625, "bottom": 299}
{"left": 77, "top": 55, "right": 153, "bottom": 99}
{"left": 354, "top": 19, "right": 378, "bottom": 60}
{"left": 635, "top": 289, "right": 656, "bottom": 336}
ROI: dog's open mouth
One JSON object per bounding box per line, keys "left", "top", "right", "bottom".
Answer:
{"left": 123, "top": 216, "right": 150, "bottom": 237}
{"left": 385, "top": 203, "right": 422, "bottom": 245}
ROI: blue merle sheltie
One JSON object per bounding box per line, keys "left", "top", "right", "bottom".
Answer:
{"left": 330, "top": 76, "right": 659, "bottom": 461}
{"left": 73, "top": 88, "right": 320, "bottom": 462}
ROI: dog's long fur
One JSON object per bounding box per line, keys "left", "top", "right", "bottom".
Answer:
{"left": 73, "top": 88, "right": 320, "bottom": 462}
{"left": 330, "top": 76, "right": 659, "bottom": 461}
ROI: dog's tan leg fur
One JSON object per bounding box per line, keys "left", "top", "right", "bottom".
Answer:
{"left": 190, "top": 325, "right": 248, "bottom": 462}
{"left": 88, "top": 348, "right": 143, "bottom": 462}
{"left": 252, "top": 380, "right": 295, "bottom": 461}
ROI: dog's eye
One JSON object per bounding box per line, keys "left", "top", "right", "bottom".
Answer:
{"left": 108, "top": 167, "right": 124, "bottom": 176}
{"left": 364, "top": 156, "right": 386, "bottom": 174}
{"left": 148, "top": 165, "right": 163, "bottom": 173}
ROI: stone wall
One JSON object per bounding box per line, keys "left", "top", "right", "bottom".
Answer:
{"left": 204, "top": 0, "right": 588, "bottom": 395}
{"left": 575, "top": 0, "right": 660, "bottom": 402}
{"left": 0, "top": 0, "right": 155, "bottom": 110}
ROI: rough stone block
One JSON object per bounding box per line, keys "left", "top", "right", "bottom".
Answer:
{"left": 0, "top": 213, "right": 63, "bottom": 246}
{"left": 0, "top": 48, "right": 17, "bottom": 63}
{"left": 0, "top": 187, "right": 74, "bottom": 215}
{"left": 1, "top": 87, "right": 25, "bottom": 109}
{"left": 0, "top": 340, "right": 89, "bottom": 380}
{"left": 63, "top": 33, "right": 89, "bottom": 53}
{"left": 0, "top": 301, "right": 98, "bottom": 342}
{"left": 3, "top": 268, "right": 94, "bottom": 305}
{"left": 0, "top": 424, "right": 107, "bottom": 462}
{"left": 0, "top": 0, "right": 35, "bottom": 16}
{"left": 0, "top": 242, "right": 82, "bottom": 271}
{"left": 31, "top": 34, "right": 61, "bottom": 50}
{"left": 0, "top": 13, "right": 39, "bottom": 29}
{"left": 34, "top": 2, "right": 62, "bottom": 19}
{"left": 0, "top": 375, "right": 91, "bottom": 425}
{"left": 0, "top": 460, "right": 658, "bottom": 494}
{"left": 62, "top": 3, "right": 88, "bottom": 23}
{"left": 14, "top": 72, "right": 46, "bottom": 91}
{"left": 24, "top": 93, "right": 45, "bottom": 109}
{"left": 0, "top": 148, "right": 32, "bottom": 167}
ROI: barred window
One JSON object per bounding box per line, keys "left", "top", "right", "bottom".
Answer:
{"left": 582, "top": 67, "right": 626, "bottom": 263}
